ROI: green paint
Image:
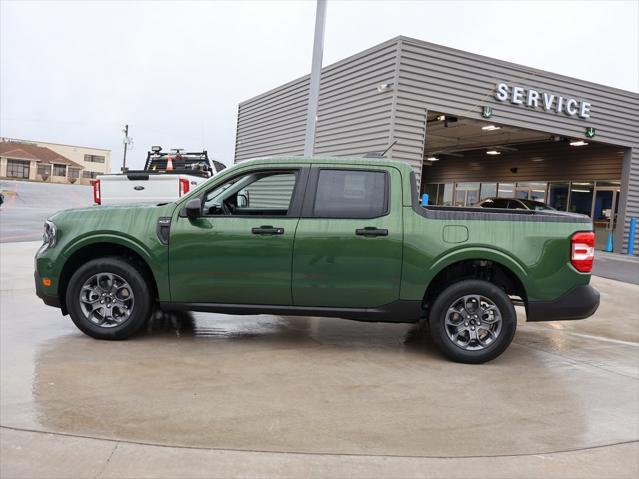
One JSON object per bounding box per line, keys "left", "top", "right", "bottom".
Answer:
{"left": 35, "top": 156, "right": 593, "bottom": 311}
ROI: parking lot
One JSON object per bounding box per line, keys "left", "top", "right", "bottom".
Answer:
{"left": 1, "top": 239, "right": 638, "bottom": 478}
{"left": 0, "top": 180, "right": 93, "bottom": 242}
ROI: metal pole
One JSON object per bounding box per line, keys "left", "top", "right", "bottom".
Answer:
{"left": 121, "top": 124, "right": 129, "bottom": 172}
{"left": 303, "top": 0, "right": 327, "bottom": 157}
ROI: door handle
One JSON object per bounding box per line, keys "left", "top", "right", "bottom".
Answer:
{"left": 252, "top": 225, "right": 284, "bottom": 235}
{"left": 355, "top": 227, "right": 388, "bottom": 237}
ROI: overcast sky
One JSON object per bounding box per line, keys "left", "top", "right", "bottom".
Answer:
{"left": 1, "top": 0, "right": 637, "bottom": 171}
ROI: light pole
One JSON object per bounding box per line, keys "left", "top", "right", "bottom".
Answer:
{"left": 303, "top": 0, "right": 327, "bottom": 157}
{"left": 121, "top": 124, "right": 131, "bottom": 172}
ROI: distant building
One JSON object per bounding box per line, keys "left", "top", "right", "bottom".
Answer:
{"left": 0, "top": 138, "right": 111, "bottom": 185}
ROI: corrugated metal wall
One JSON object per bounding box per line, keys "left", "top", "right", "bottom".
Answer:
{"left": 235, "top": 77, "right": 309, "bottom": 161}
{"left": 235, "top": 39, "right": 399, "bottom": 163}
{"left": 234, "top": 36, "right": 639, "bottom": 253}
{"left": 245, "top": 173, "right": 296, "bottom": 209}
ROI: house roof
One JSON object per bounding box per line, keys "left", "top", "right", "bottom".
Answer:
{"left": 0, "top": 142, "right": 83, "bottom": 168}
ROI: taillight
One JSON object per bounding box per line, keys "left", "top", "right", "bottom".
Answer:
{"left": 571, "top": 231, "right": 595, "bottom": 273}
{"left": 178, "top": 178, "right": 189, "bottom": 197}
{"left": 93, "top": 179, "right": 101, "bottom": 205}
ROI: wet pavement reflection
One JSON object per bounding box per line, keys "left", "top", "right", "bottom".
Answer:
{"left": 1, "top": 242, "right": 638, "bottom": 458}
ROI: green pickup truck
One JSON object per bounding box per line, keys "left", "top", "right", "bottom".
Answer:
{"left": 35, "top": 157, "right": 599, "bottom": 363}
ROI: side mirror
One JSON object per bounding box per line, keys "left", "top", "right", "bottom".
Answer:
{"left": 185, "top": 198, "right": 202, "bottom": 218}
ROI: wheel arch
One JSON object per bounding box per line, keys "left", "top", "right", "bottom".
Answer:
{"left": 422, "top": 249, "right": 528, "bottom": 312}
{"left": 58, "top": 241, "right": 160, "bottom": 314}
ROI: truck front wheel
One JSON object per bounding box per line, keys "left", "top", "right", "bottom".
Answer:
{"left": 65, "top": 257, "right": 153, "bottom": 340}
{"left": 429, "top": 279, "right": 517, "bottom": 364}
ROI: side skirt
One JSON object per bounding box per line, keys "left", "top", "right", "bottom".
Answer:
{"left": 159, "top": 300, "right": 423, "bottom": 324}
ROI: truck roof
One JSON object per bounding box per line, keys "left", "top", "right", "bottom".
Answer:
{"left": 236, "top": 156, "right": 415, "bottom": 174}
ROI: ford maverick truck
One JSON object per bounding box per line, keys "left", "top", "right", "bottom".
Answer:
{"left": 35, "top": 157, "right": 600, "bottom": 363}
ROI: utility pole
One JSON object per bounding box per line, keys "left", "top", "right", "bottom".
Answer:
{"left": 303, "top": 0, "right": 327, "bottom": 157}
{"left": 121, "top": 124, "right": 130, "bottom": 172}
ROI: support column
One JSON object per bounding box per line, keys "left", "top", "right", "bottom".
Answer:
{"left": 615, "top": 148, "right": 632, "bottom": 253}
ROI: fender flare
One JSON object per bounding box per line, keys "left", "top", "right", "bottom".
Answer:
{"left": 423, "top": 246, "right": 529, "bottom": 298}
{"left": 62, "top": 232, "right": 155, "bottom": 263}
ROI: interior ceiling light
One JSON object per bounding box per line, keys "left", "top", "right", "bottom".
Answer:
{"left": 486, "top": 150, "right": 501, "bottom": 155}
{"left": 482, "top": 125, "right": 502, "bottom": 131}
{"left": 572, "top": 189, "right": 591, "bottom": 193}
{"left": 426, "top": 156, "right": 440, "bottom": 162}
{"left": 572, "top": 182, "right": 591, "bottom": 186}
{"left": 570, "top": 140, "right": 589, "bottom": 146}
{"left": 436, "top": 115, "right": 446, "bottom": 121}
{"left": 531, "top": 157, "right": 544, "bottom": 162}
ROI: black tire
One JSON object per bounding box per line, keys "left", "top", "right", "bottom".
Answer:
{"left": 65, "top": 256, "right": 153, "bottom": 340}
{"left": 429, "top": 279, "right": 517, "bottom": 364}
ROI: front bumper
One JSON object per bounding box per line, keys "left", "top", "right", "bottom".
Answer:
{"left": 34, "top": 270, "right": 62, "bottom": 309}
{"left": 526, "top": 285, "right": 600, "bottom": 322}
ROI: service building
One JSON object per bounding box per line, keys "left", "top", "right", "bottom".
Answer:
{"left": 234, "top": 36, "right": 639, "bottom": 254}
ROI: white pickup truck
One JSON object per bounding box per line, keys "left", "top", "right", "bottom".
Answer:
{"left": 94, "top": 148, "right": 226, "bottom": 205}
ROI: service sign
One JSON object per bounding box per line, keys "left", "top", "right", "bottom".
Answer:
{"left": 494, "top": 82, "right": 592, "bottom": 119}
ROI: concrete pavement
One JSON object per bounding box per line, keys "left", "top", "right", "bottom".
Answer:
{"left": 2, "top": 427, "right": 637, "bottom": 479}
{"left": 593, "top": 251, "right": 639, "bottom": 284}
{"left": 1, "top": 241, "right": 638, "bottom": 477}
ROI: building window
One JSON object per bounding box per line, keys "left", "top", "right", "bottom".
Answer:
{"left": 37, "top": 164, "right": 52, "bottom": 178}
{"left": 6, "top": 159, "right": 30, "bottom": 179}
{"left": 569, "top": 182, "right": 594, "bottom": 215}
{"left": 441, "top": 184, "right": 454, "bottom": 205}
{"left": 423, "top": 183, "right": 454, "bottom": 206}
{"left": 497, "top": 183, "right": 515, "bottom": 198}
{"left": 547, "top": 183, "right": 569, "bottom": 211}
{"left": 454, "top": 182, "right": 480, "bottom": 206}
{"left": 423, "top": 184, "right": 440, "bottom": 205}
{"left": 515, "top": 182, "right": 547, "bottom": 202}
{"left": 82, "top": 171, "right": 99, "bottom": 179}
{"left": 480, "top": 183, "right": 497, "bottom": 200}
{"left": 52, "top": 164, "right": 67, "bottom": 177}
{"left": 84, "top": 154, "right": 105, "bottom": 163}
{"left": 68, "top": 168, "right": 81, "bottom": 180}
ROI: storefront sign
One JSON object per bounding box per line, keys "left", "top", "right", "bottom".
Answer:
{"left": 494, "top": 83, "right": 591, "bottom": 119}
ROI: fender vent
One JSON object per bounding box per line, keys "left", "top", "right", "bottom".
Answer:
{"left": 156, "top": 217, "right": 172, "bottom": 245}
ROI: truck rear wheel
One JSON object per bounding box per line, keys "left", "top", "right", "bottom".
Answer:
{"left": 66, "top": 257, "right": 152, "bottom": 340}
{"left": 429, "top": 279, "right": 516, "bottom": 364}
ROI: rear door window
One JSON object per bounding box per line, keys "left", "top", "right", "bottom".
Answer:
{"left": 313, "top": 169, "right": 388, "bottom": 218}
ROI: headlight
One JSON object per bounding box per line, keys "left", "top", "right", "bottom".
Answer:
{"left": 41, "top": 220, "right": 57, "bottom": 250}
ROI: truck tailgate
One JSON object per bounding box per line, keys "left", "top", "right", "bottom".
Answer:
{"left": 100, "top": 174, "right": 181, "bottom": 205}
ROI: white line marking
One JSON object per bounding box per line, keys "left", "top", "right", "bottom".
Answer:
{"left": 562, "top": 331, "right": 639, "bottom": 347}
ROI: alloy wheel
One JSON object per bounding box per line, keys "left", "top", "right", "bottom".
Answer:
{"left": 79, "top": 272, "right": 135, "bottom": 328}
{"left": 444, "top": 295, "right": 502, "bottom": 351}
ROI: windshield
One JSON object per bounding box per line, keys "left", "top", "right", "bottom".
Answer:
{"left": 519, "top": 199, "right": 554, "bottom": 211}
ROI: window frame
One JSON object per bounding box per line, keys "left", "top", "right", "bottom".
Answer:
{"left": 84, "top": 154, "right": 105, "bottom": 163}
{"left": 195, "top": 167, "right": 308, "bottom": 218}
{"left": 302, "top": 167, "right": 390, "bottom": 219}
{"left": 6, "top": 159, "right": 30, "bottom": 179}
{"left": 52, "top": 164, "right": 67, "bottom": 177}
